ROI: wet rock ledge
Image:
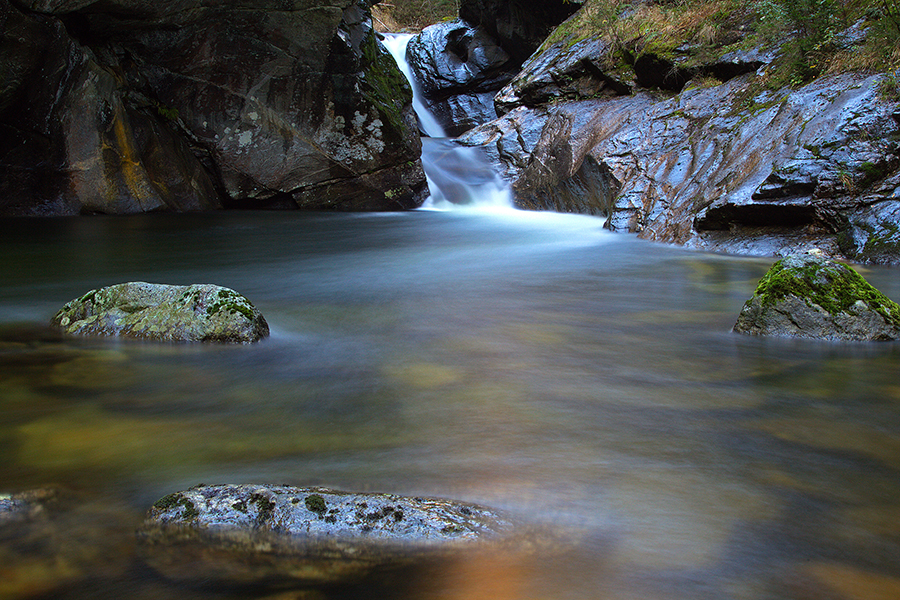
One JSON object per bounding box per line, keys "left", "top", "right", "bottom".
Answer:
{"left": 51, "top": 282, "right": 269, "bottom": 343}
{"left": 137, "top": 484, "right": 512, "bottom": 587}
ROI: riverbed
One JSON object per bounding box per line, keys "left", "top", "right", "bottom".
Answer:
{"left": 1, "top": 208, "right": 899, "bottom": 599}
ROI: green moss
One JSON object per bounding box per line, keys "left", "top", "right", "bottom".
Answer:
{"left": 859, "top": 161, "right": 887, "bottom": 189}
{"left": 153, "top": 493, "right": 200, "bottom": 520}
{"left": 305, "top": 494, "right": 327, "bottom": 515}
{"left": 155, "top": 103, "right": 180, "bottom": 122}
{"left": 78, "top": 290, "right": 98, "bottom": 304}
{"left": 361, "top": 31, "right": 412, "bottom": 135}
{"left": 859, "top": 221, "right": 900, "bottom": 260}
{"left": 249, "top": 493, "right": 276, "bottom": 522}
{"left": 206, "top": 289, "right": 256, "bottom": 321}
{"left": 181, "top": 499, "right": 200, "bottom": 520}
{"left": 153, "top": 493, "right": 182, "bottom": 511}
{"left": 754, "top": 256, "right": 900, "bottom": 323}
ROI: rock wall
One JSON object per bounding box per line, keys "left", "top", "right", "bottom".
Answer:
{"left": 0, "top": 0, "right": 426, "bottom": 216}
{"left": 457, "top": 26, "right": 900, "bottom": 264}
{"left": 458, "top": 0, "right": 582, "bottom": 63}
{"left": 406, "top": 20, "right": 518, "bottom": 137}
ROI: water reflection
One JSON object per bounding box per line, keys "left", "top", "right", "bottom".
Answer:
{"left": 0, "top": 211, "right": 899, "bottom": 599}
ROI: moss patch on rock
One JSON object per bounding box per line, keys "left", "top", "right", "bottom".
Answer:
{"left": 753, "top": 255, "right": 900, "bottom": 323}
{"left": 734, "top": 253, "right": 900, "bottom": 341}
{"left": 153, "top": 493, "right": 200, "bottom": 521}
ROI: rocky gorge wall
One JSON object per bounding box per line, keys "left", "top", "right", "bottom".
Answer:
{"left": 462, "top": 68, "right": 900, "bottom": 264}
{"left": 0, "top": 0, "right": 427, "bottom": 216}
{"left": 409, "top": 1, "right": 900, "bottom": 264}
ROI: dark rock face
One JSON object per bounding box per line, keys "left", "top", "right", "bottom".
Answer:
{"left": 407, "top": 20, "right": 518, "bottom": 137}
{"left": 0, "top": 0, "right": 222, "bottom": 216}
{"left": 51, "top": 282, "right": 270, "bottom": 343}
{"left": 458, "top": 0, "right": 581, "bottom": 63}
{"left": 138, "top": 484, "right": 511, "bottom": 587}
{"left": 0, "top": 0, "right": 426, "bottom": 215}
{"left": 494, "top": 36, "right": 631, "bottom": 115}
{"left": 733, "top": 253, "right": 900, "bottom": 341}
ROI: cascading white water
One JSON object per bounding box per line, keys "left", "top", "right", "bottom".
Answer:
{"left": 381, "top": 33, "right": 514, "bottom": 210}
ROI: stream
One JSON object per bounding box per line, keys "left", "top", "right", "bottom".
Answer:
{"left": 1, "top": 210, "right": 900, "bottom": 599}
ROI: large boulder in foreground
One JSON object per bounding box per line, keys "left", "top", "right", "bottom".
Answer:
{"left": 733, "top": 253, "right": 900, "bottom": 341}
{"left": 137, "top": 484, "right": 511, "bottom": 587}
{"left": 51, "top": 282, "right": 269, "bottom": 343}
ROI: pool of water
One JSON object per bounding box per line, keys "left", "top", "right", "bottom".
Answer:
{"left": 1, "top": 209, "right": 899, "bottom": 599}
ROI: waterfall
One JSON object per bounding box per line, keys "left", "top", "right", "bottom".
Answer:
{"left": 381, "top": 33, "right": 513, "bottom": 209}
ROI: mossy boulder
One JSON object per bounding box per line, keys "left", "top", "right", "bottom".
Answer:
{"left": 733, "top": 253, "right": 900, "bottom": 341}
{"left": 137, "top": 484, "right": 512, "bottom": 587}
{"left": 51, "top": 282, "right": 269, "bottom": 343}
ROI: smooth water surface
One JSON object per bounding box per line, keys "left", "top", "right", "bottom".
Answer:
{"left": 1, "top": 210, "right": 900, "bottom": 600}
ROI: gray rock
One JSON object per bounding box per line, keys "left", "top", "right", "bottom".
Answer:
{"left": 407, "top": 21, "right": 518, "bottom": 136}
{"left": 137, "top": 484, "right": 512, "bottom": 586}
{"left": 51, "top": 282, "right": 269, "bottom": 343}
{"left": 463, "top": 71, "right": 900, "bottom": 263}
{"left": 494, "top": 35, "right": 630, "bottom": 115}
{"left": 733, "top": 253, "right": 900, "bottom": 341}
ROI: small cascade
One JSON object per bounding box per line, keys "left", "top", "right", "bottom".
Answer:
{"left": 381, "top": 33, "right": 513, "bottom": 209}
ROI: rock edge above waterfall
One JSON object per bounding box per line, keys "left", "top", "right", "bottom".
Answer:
{"left": 733, "top": 253, "right": 900, "bottom": 341}
{"left": 137, "top": 483, "right": 513, "bottom": 587}
{"left": 50, "top": 282, "right": 269, "bottom": 343}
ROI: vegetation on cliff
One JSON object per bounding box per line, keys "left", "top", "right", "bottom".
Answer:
{"left": 372, "top": 0, "right": 459, "bottom": 31}
{"left": 541, "top": 0, "right": 900, "bottom": 90}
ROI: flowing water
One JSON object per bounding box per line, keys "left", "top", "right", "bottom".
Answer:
{"left": 381, "top": 33, "right": 513, "bottom": 209}
{"left": 1, "top": 211, "right": 900, "bottom": 600}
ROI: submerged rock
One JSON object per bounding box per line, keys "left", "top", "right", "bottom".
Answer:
{"left": 137, "top": 484, "right": 512, "bottom": 587}
{"left": 733, "top": 253, "right": 900, "bottom": 341}
{"left": 0, "top": 487, "right": 134, "bottom": 598}
{"left": 51, "top": 282, "right": 269, "bottom": 343}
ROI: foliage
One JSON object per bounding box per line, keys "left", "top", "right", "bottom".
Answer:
{"left": 372, "top": 0, "right": 459, "bottom": 32}
{"left": 537, "top": 0, "right": 900, "bottom": 92}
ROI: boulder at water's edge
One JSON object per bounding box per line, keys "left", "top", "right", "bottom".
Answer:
{"left": 51, "top": 282, "right": 269, "bottom": 343}
{"left": 733, "top": 253, "right": 900, "bottom": 341}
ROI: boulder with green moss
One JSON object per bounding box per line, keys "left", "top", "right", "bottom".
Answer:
{"left": 51, "top": 282, "right": 269, "bottom": 343}
{"left": 137, "top": 484, "right": 511, "bottom": 587}
{"left": 733, "top": 253, "right": 900, "bottom": 341}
